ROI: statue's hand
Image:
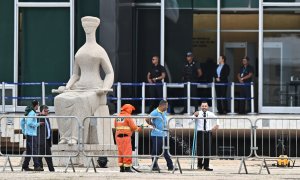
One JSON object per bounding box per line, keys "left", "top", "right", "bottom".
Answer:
{"left": 52, "top": 86, "right": 66, "bottom": 94}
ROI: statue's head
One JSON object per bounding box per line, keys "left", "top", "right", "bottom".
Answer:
{"left": 81, "top": 16, "right": 100, "bottom": 34}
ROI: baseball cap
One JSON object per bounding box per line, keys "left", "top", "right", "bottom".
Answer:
{"left": 186, "top": 52, "right": 193, "bottom": 57}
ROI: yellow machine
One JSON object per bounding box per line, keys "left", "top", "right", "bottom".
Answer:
{"left": 277, "top": 155, "right": 290, "bottom": 167}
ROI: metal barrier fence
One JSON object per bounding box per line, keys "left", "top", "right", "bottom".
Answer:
{"left": 1, "top": 115, "right": 300, "bottom": 174}
{"left": 0, "top": 116, "right": 80, "bottom": 172}
{"left": 253, "top": 118, "right": 300, "bottom": 174}
{"left": 167, "top": 117, "right": 253, "bottom": 174}
{"left": 0, "top": 82, "right": 255, "bottom": 115}
{"left": 82, "top": 116, "right": 166, "bottom": 173}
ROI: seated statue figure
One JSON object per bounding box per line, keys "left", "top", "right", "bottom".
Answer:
{"left": 53, "top": 16, "right": 114, "bottom": 145}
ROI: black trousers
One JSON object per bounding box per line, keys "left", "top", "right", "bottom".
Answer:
{"left": 38, "top": 140, "right": 55, "bottom": 171}
{"left": 215, "top": 83, "right": 228, "bottom": 114}
{"left": 151, "top": 136, "right": 173, "bottom": 169}
{"left": 239, "top": 84, "right": 251, "bottom": 114}
{"left": 197, "top": 131, "right": 212, "bottom": 168}
{"left": 22, "top": 135, "right": 40, "bottom": 168}
{"left": 148, "top": 85, "right": 163, "bottom": 113}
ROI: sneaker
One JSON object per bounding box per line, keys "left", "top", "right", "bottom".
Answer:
{"left": 152, "top": 167, "right": 160, "bottom": 171}
{"left": 22, "top": 167, "right": 34, "bottom": 171}
{"left": 34, "top": 167, "right": 44, "bottom": 171}
{"left": 120, "top": 166, "right": 125, "bottom": 172}
{"left": 204, "top": 167, "right": 213, "bottom": 171}
{"left": 168, "top": 167, "right": 178, "bottom": 171}
{"left": 124, "top": 167, "right": 133, "bottom": 173}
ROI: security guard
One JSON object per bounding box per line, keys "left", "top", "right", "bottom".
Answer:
{"left": 147, "top": 55, "right": 166, "bottom": 113}
{"left": 182, "top": 52, "right": 202, "bottom": 113}
{"left": 114, "top": 104, "right": 141, "bottom": 172}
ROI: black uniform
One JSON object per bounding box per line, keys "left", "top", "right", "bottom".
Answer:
{"left": 239, "top": 65, "right": 254, "bottom": 114}
{"left": 37, "top": 115, "right": 55, "bottom": 171}
{"left": 148, "top": 64, "right": 166, "bottom": 112}
{"left": 182, "top": 61, "right": 201, "bottom": 112}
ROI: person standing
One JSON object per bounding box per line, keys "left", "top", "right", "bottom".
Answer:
{"left": 146, "top": 100, "right": 175, "bottom": 171}
{"left": 215, "top": 55, "right": 230, "bottom": 114}
{"left": 237, "top": 56, "right": 254, "bottom": 114}
{"left": 37, "top": 105, "right": 55, "bottom": 172}
{"left": 21, "top": 100, "right": 44, "bottom": 171}
{"left": 182, "top": 52, "right": 202, "bottom": 113}
{"left": 147, "top": 55, "right": 166, "bottom": 113}
{"left": 193, "top": 101, "right": 219, "bottom": 171}
{"left": 115, "top": 104, "right": 141, "bottom": 173}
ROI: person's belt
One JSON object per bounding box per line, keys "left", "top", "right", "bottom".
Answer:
{"left": 117, "top": 134, "right": 129, "bottom": 138}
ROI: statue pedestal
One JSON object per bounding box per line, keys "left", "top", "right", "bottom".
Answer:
{"left": 51, "top": 144, "right": 117, "bottom": 167}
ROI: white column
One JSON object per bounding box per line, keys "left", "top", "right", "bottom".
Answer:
{"left": 160, "top": 0, "right": 165, "bottom": 66}
{"left": 141, "top": 82, "right": 146, "bottom": 115}
{"left": 42, "top": 82, "right": 46, "bottom": 105}
{"left": 187, "top": 82, "right": 191, "bottom": 114}
{"left": 117, "top": 82, "right": 121, "bottom": 114}
{"left": 217, "top": 0, "right": 221, "bottom": 61}
{"left": 258, "top": 0, "right": 263, "bottom": 113}
{"left": 228, "top": 82, "right": 237, "bottom": 115}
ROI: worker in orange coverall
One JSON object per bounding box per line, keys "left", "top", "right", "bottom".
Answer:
{"left": 115, "top": 104, "right": 141, "bottom": 173}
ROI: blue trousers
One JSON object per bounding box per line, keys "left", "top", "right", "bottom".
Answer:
{"left": 151, "top": 136, "right": 173, "bottom": 169}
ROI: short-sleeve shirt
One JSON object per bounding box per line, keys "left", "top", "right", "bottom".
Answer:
{"left": 239, "top": 65, "right": 254, "bottom": 82}
{"left": 150, "top": 108, "right": 167, "bottom": 137}
{"left": 148, "top": 64, "right": 166, "bottom": 83}
{"left": 183, "top": 61, "right": 200, "bottom": 82}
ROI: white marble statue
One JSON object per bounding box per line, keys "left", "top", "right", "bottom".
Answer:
{"left": 53, "top": 16, "right": 114, "bottom": 145}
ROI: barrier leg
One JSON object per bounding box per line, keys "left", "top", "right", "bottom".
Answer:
{"left": 258, "top": 158, "right": 270, "bottom": 174}
{"left": 173, "top": 157, "right": 182, "bottom": 174}
{"left": 238, "top": 157, "right": 248, "bottom": 174}
{"left": 150, "top": 157, "right": 160, "bottom": 173}
{"left": 64, "top": 156, "right": 75, "bottom": 173}
{"left": 2, "top": 156, "right": 13, "bottom": 172}
{"left": 86, "top": 157, "right": 97, "bottom": 173}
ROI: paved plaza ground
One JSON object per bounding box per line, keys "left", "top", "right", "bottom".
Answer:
{"left": 1, "top": 158, "right": 300, "bottom": 179}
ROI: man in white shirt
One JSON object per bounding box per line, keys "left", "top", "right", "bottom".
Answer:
{"left": 193, "top": 101, "right": 219, "bottom": 171}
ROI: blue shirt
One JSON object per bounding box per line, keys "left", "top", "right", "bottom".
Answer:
{"left": 150, "top": 108, "right": 167, "bottom": 137}
{"left": 20, "top": 110, "right": 40, "bottom": 136}
{"left": 216, "top": 64, "right": 224, "bottom": 78}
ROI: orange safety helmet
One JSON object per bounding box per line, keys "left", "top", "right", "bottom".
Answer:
{"left": 121, "top": 104, "right": 136, "bottom": 114}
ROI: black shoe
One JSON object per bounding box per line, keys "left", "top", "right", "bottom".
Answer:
{"left": 124, "top": 167, "right": 133, "bottom": 173}
{"left": 152, "top": 167, "right": 160, "bottom": 171}
{"left": 168, "top": 167, "right": 178, "bottom": 171}
{"left": 34, "top": 167, "right": 44, "bottom": 171}
{"left": 197, "top": 166, "right": 203, "bottom": 170}
{"left": 120, "top": 166, "right": 125, "bottom": 172}
{"left": 204, "top": 167, "right": 213, "bottom": 171}
{"left": 22, "top": 167, "right": 34, "bottom": 171}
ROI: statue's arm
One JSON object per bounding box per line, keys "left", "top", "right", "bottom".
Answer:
{"left": 65, "top": 61, "right": 80, "bottom": 90}
{"left": 101, "top": 52, "right": 114, "bottom": 90}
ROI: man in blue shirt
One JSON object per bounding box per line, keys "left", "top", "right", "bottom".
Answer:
{"left": 146, "top": 100, "right": 174, "bottom": 171}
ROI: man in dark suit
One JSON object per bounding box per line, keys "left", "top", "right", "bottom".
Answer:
{"left": 215, "top": 55, "right": 230, "bottom": 114}
{"left": 37, "top": 105, "right": 55, "bottom": 172}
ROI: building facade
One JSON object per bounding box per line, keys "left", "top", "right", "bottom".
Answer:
{"left": 1, "top": 0, "right": 300, "bottom": 113}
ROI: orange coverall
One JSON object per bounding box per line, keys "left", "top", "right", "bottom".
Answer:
{"left": 114, "top": 104, "right": 141, "bottom": 167}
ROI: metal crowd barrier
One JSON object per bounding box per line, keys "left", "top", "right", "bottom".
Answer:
{"left": 0, "top": 81, "right": 255, "bottom": 115}
{"left": 253, "top": 118, "right": 300, "bottom": 174}
{"left": 0, "top": 116, "right": 80, "bottom": 172}
{"left": 82, "top": 116, "right": 166, "bottom": 173}
{"left": 167, "top": 116, "right": 253, "bottom": 174}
